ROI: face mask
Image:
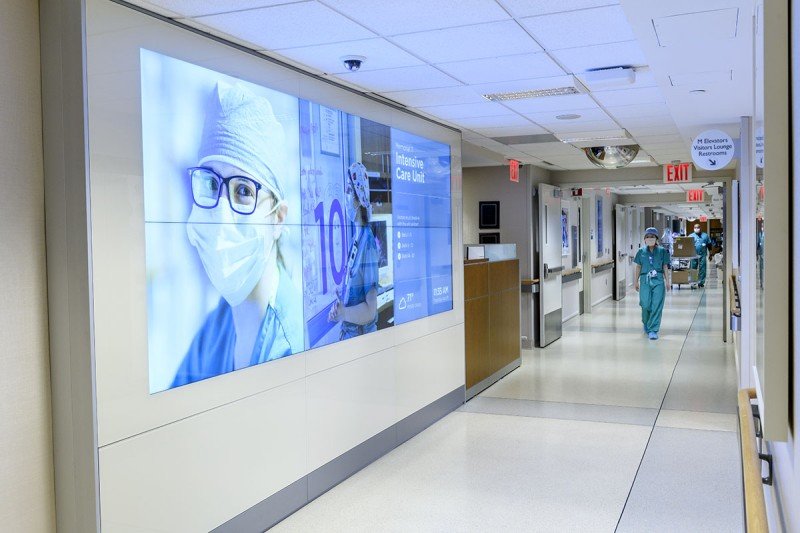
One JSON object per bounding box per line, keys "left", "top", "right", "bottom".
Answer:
{"left": 186, "top": 205, "right": 272, "bottom": 307}
{"left": 645, "top": 237, "right": 657, "bottom": 246}
{"left": 694, "top": 228, "right": 701, "bottom": 234}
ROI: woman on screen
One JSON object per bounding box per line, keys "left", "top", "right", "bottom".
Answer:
{"left": 172, "top": 83, "right": 303, "bottom": 387}
{"left": 327, "top": 162, "right": 379, "bottom": 338}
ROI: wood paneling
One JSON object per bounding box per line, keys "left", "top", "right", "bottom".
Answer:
{"left": 464, "top": 261, "right": 489, "bottom": 300}
{"left": 464, "top": 259, "right": 520, "bottom": 393}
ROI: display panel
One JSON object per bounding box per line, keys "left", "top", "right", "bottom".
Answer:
{"left": 142, "top": 50, "right": 452, "bottom": 392}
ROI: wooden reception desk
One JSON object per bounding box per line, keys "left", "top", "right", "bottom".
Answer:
{"left": 464, "top": 258, "right": 521, "bottom": 399}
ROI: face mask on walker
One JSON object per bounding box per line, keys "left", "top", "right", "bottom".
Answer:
{"left": 645, "top": 237, "right": 657, "bottom": 246}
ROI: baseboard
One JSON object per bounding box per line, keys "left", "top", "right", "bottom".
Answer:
{"left": 465, "top": 358, "right": 521, "bottom": 400}
{"left": 212, "top": 385, "right": 466, "bottom": 532}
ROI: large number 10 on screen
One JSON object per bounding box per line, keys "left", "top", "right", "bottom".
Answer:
{"left": 314, "top": 199, "right": 347, "bottom": 295}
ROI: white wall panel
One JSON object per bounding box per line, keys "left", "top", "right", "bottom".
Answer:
{"left": 592, "top": 270, "right": 613, "bottom": 306}
{"left": 99, "top": 380, "right": 307, "bottom": 532}
{"left": 562, "top": 279, "right": 581, "bottom": 321}
{"left": 306, "top": 347, "right": 397, "bottom": 471}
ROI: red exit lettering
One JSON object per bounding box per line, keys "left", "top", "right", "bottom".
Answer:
{"left": 663, "top": 162, "right": 693, "bottom": 184}
{"left": 687, "top": 189, "right": 704, "bottom": 202}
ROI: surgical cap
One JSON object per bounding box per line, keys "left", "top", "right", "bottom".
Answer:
{"left": 644, "top": 227, "right": 659, "bottom": 237}
{"left": 198, "top": 82, "right": 286, "bottom": 202}
{"left": 348, "top": 162, "right": 372, "bottom": 220}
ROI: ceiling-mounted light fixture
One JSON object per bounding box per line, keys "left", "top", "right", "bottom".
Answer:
{"left": 556, "top": 113, "right": 581, "bottom": 120}
{"left": 483, "top": 87, "right": 581, "bottom": 101}
{"left": 584, "top": 145, "right": 640, "bottom": 169}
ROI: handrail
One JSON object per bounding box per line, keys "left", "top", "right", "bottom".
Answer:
{"left": 738, "top": 388, "right": 768, "bottom": 532}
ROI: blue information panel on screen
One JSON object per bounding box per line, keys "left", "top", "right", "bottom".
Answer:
{"left": 391, "top": 129, "right": 453, "bottom": 325}
{"left": 140, "top": 49, "right": 453, "bottom": 393}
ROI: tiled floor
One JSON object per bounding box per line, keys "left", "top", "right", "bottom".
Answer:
{"left": 274, "top": 280, "right": 743, "bottom": 532}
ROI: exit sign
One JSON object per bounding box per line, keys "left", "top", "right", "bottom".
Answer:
{"left": 699, "top": 215, "right": 708, "bottom": 222}
{"left": 509, "top": 159, "right": 519, "bottom": 182}
{"left": 663, "top": 162, "right": 693, "bottom": 184}
{"left": 687, "top": 189, "right": 705, "bottom": 202}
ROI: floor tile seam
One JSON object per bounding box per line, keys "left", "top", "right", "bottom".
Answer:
{"left": 659, "top": 407, "right": 738, "bottom": 416}
{"left": 476, "top": 395, "right": 660, "bottom": 412}
{"left": 653, "top": 423, "right": 737, "bottom": 433}
{"left": 614, "top": 290, "right": 707, "bottom": 532}
{"left": 457, "top": 409, "right": 655, "bottom": 428}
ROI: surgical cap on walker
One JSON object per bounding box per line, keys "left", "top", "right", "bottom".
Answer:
{"left": 197, "top": 82, "right": 285, "bottom": 202}
{"left": 348, "top": 161, "right": 372, "bottom": 220}
{"left": 644, "top": 227, "right": 659, "bottom": 237}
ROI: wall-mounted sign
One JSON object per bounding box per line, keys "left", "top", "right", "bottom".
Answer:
{"left": 699, "top": 215, "right": 708, "bottom": 222}
{"left": 687, "top": 189, "right": 705, "bottom": 203}
{"left": 571, "top": 187, "right": 583, "bottom": 197}
{"left": 663, "top": 162, "right": 692, "bottom": 183}
{"left": 755, "top": 126, "right": 764, "bottom": 169}
{"left": 509, "top": 159, "right": 519, "bottom": 182}
{"left": 691, "top": 129, "right": 734, "bottom": 170}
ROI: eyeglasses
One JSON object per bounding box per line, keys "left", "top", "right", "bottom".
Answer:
{"left": 189, "top": 167, "right": 263, "bottom": 215}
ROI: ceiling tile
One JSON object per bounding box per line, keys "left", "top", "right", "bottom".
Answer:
{"left": 618, "top": 114, "right": 676, "bottom": 128}
{"left": 334, "top": 65, "right": 460, "bottom": 92}
{"left": 419, "top": 101, "right": 515, "bottom": 120}
{"left": 391, "top": 20, "right": 542, "bottom": 64}
{"left": 606, "top": 102, "right": 672, "bottom": 119}
{"left": 272, "top": 38, "right": 423, "bottom": 74}
{"left": 195, "top": 1, "right": 375, "bottom": 49}
{"left": 321, "top": 0, "right": 509, "bottom": 34}
{"left": 520, "top": 6, "right": 634, "bottom": 50}
{"left": 436, "top": 53, "right": 565, "bottom": 85}
{"left": 380, "top": 86, "right": 486, "bottom": 107}
{"left": 593, "top": 87, "right": 664, "bottom": 107}
{"left": 500, "top": 93, "right": 598, "bottom": 114}
{"left": 450, "top": 114, "right": 535, "bottom": 128}
{"left": 123, "top": 0, "right": 182, "bottom": 16}
{"left": 525, "top": 106, "right": 612, "bottom": 125}
{"left": 552, "top": 40, "right": 648, "bottom": 74}
{"left": 634, "top": 134, "right": 685, "bottom": 145}
{"left": 653, "top": 8, "right": 739, "bottom": 48}
{"left": 500, "top": 0, "right": 618, "bottom": 18}
{"left": 515, "top": 142, "right": 583, "bottom": 156}
{"left": 468, "top": 125, "right": 550, "bottom": 137}
{"left": 626, "top": 124, "right": 680, "bottom": 137}
{"left": 145, "top": 0, "right": 297, "bottom": 17}
{"left": 544, "top": 118, "right": 620, "bottom": 134}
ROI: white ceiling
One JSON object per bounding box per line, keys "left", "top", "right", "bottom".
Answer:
{"left": 128, "top": 0, "right": 756, "bottom": 171}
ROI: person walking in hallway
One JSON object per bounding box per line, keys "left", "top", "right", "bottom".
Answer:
{"left": 634, "top": 227, "right": 672, "bottom": 340}
{"left": 690, "top": 223, "right": 711, "bottom": 287}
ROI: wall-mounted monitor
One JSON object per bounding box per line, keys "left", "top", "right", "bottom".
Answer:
{"left": 141, "top": 49, "right": 453, "bottom": 393}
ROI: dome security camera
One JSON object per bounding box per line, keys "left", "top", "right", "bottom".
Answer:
{"left": 341, "top": 55, "right": 366, "bottom": 72}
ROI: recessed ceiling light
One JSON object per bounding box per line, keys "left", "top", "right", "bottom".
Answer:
{"left": 556, "top": 113, "right": 581, "bottom": 120}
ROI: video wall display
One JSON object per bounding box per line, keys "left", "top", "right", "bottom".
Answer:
{"left": 141, "top": 50, "right": 453, "bottom": 393}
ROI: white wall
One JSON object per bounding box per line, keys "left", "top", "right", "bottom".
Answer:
{"left": 0, "top": 2, "right": 56, "bottom": 531}
{"left": 83, "top": 2, "right": 464, "bottom": 530}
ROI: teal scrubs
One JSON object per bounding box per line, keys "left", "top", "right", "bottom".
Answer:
{"left": 340, "top": 225, "right": 379, "bottom": 339}
{"left": 172, "top": 265, "right": 303, "bottom": 388}
{"left": 691, "top": 231, "right": 711, "bottom": 285}
{"left": 634, "top": 245, "right": 671, "bottom": 334}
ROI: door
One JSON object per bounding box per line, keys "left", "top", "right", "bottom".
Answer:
{"left": 538, "top": 183, "right": 563, "bottom": 347}
{"left": 614, "top": 205, "right": 627, "bottom": 299}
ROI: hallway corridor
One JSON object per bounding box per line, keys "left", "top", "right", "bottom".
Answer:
{"left": 275, "top": 281, "right": 743, "bottom": 532}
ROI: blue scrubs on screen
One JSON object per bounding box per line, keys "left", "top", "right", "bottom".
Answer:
{"left": 340, "top": 226, "right": 379, "bottom": 339}
{"left": 172, "top": 266, "right": 303, "bottom": 388}
{"left": 634, "top": 245, "right": 671, "bottom": 334}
